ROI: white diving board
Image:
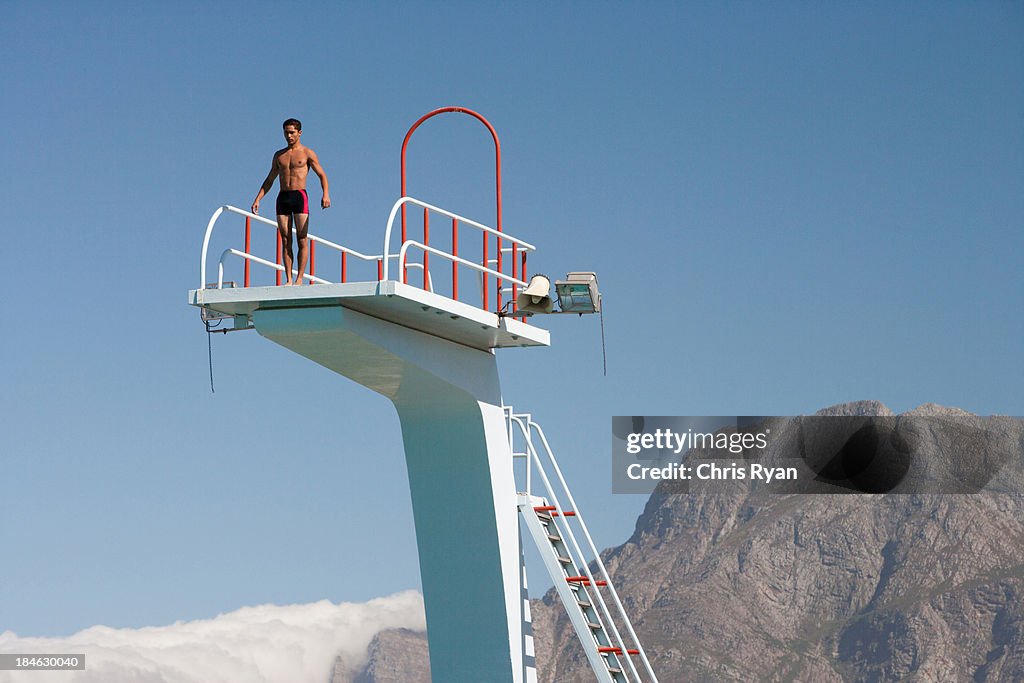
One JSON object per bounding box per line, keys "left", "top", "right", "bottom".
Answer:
{"left": 189, "top": 279, "right": 550, "bottom": 352}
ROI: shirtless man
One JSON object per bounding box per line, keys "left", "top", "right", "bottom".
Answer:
{"left": 251, "top": 118, "right": 331, "bottom": 285}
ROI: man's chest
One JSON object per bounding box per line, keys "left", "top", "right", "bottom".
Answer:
{"left": 277, "top": 152, "right": 309, "bottom": 172}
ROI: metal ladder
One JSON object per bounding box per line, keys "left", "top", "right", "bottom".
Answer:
{"left": 506, "top": 409, "right": 659, "bottom": 683}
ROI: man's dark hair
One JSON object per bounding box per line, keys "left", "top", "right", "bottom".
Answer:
{"left": 283, "top": 118, "right": 302, "bottom": 131}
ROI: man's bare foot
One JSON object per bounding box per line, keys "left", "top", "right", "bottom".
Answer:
{"left": 283, "top": 280, "right": 293, "bottom": 286}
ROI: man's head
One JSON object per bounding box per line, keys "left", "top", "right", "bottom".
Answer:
{"left": 282, "top": 118, "right": 302, "bottom": 146}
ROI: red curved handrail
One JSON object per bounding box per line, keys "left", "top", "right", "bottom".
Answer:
{"left": 400, "top": 106, "right": 504, "bottom": 310}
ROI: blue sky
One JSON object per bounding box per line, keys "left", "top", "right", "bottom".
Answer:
{"left": 1, "top": 1, "right": 1021, "bottom": 637}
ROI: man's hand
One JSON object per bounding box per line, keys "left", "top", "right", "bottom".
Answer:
{"left": 253, "top": 158, "right": 278, "bottom": 216}
{"left": 322, "top": 195, "right": 331, "bottom": 210}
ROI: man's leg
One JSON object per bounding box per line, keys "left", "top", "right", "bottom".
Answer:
{"left": 293, "top": 213, "right": 310, "bottom": 285}
{"left": 277, "top": 214, "right": 294, "bottom": 285}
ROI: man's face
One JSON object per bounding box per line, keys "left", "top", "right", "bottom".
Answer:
{"left": 283, "top": 125, "right": 301, "bottom": 146}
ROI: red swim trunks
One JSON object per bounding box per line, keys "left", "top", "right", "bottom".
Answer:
{"left": 276, "top": 189, "right": 309, "bottom": 216}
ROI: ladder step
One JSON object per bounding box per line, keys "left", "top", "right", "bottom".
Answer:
{"left": 547, "top": 533, "right": 561, "bottom": 542}
{"left": 534, "top": 505, "right": 576, "bottom": 517}
{"left": 556, "top": 555, "right": 573, "bottom": 564}
{"left": 569, "top": 585, "right": 592, "bottom": 608}
{"left": 598, "top": 647, "right": 640, "bottom": 655}
{"left": 566, "top": 576, "right": 607, "bottom": 586}
{"left": 586, "top": 621, "right": 602, "bottom": 630}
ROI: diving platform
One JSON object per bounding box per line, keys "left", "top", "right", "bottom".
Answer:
{"left": 190, "top": 279, "right": 549, "bottom": 352}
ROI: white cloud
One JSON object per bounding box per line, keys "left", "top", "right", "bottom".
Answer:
{"left": 0, "top": 591, "right": 424, "bottom": 683}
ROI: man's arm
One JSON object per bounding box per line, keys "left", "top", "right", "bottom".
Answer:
{"left": 308, "top": 149, "right": 331, "bottom": 209}
{"left": 251, "top": 154, "right": 280, "bottom": 214}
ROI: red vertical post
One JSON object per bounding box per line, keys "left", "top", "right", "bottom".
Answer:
{"left": 310, "top": 239, "right": 317, "bottom": 284}
{"left": 521, "top": 251, "right": 528, "bottom": 322}
{"left": 496, "top": 235, "right": 503, "bottom": 311}
{"left": 482, "top": 233, "right": 489, "bottom": 310}
{"left": 452, "top": 218, "right": 459, "bottom": 300}
{"left": 276, "top": 232, "right": 282, "bottom": 286}
{"left": 511, "top": 241, "right": 518, "bottom": 313}
{"left": 377, "top": 258, "right": 383, "bottom": 281}
{"left": 342, "top": 252, "right": 348, "bottom": 283}
{"left": 422, "top": 207, "right": 430, "bottom": 290}
{"left": 244, "top": 217, "right": 251, "bottom": 287}
{"left": 401, "top": 202, "right": 408, "bottom": 285}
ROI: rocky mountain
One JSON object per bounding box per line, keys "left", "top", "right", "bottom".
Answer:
{"left": 345, "top": 628, "right": 430, "bottom": 683}
{"left": 346, "top": 403, "right": 1024, "bottom": 682}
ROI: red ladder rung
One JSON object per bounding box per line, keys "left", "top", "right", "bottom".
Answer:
{"left": 566, "top": 576, "right": 607, "bottom": 586}
{"left": 598, "top": 647, "right": 640, "bottom": 655}
{"left": 534, "top": 506, "right": 576, "bottom": 516}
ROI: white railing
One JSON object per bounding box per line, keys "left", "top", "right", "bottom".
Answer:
{"left": 507, "top": 408, "right": 659, "bottom": 683}
{"left": 199, "top": 205, "right": 383, "bottom": 290}
{"left": 199, "top": 198, "right": 537, "bottom": 313}
{"left": 216, "top": 249, "right": 332, "bottom": 289}
{"left": 381, "top": 196, "right": 536, "bottom": 281}
{"left": 399, "top": 240, "right": 528, "bottom": 291}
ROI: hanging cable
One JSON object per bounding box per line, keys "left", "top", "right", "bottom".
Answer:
{"left": 205, "top": 319, "right": 216, "bottom": 393}
{"left": 202, "top": 313, "right": 225, "bottom": 394}
{"left": 599, "top": 298, "right": 607, "bottom": 377}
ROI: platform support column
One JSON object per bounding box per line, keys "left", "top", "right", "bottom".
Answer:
{"left": 252, "top": 305, "right": 527, "bottom": 683}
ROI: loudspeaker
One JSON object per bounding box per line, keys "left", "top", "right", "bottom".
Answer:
{"left": 515, "top": 274, "right": 553, "bottom": 315}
